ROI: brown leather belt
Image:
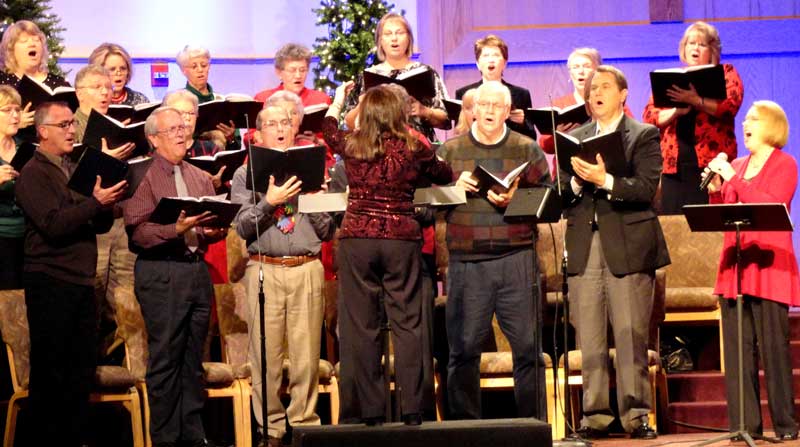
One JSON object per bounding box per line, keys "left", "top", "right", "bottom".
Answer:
{"left": 249, "top": 254, "right": 319, "bottom": 267}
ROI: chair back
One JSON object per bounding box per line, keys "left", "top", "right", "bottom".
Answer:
{"left": 0, "top": 290, "right": 29, "bottom": 391}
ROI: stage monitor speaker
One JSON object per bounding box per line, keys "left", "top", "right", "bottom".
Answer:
{"left": 293, "top": 417, "right": 552, "bottom": 447}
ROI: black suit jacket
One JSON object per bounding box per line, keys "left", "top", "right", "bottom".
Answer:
{"left": 558, "top": 115, "right": 671, "bottom": 276}
{"left": 455, "top": 79, "right": 536, "bottom": 140}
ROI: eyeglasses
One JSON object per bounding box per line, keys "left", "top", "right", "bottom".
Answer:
{"left": 476, "top": 101, "right": 505, "bottom": 110}
{"left": 78, "top": 84, "right": 112, "bottom": 92}
{"left": 106, "top": 67, "right": 129, "bottom": 75}
{"left": 382, "top": 30, "right": 408, "bottom": 38}
{"left": 156, "top": 125, "right": 188, "bottom": 136}
{"left": 282, "top": 67, "right": 308, "bottom": 75}
{"left": 262, "top": 119, "right": 291, "bottom": 129}
{"left": 42, "top": 120, "right": 75, "bottom": 129}
{"left": 0, "top": 106, "right": 21, "bottom": 115}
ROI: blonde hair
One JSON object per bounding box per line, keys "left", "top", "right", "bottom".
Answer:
{"left": 0, "top": 20, "right": 49, "bottom": 74}
{"left": 163, "top": 89, "right": 199, "bottom": 114}
{"left": 751, "top": 100, "right": 789, "bottom": 148}
{"left": 679, "top": 21, "right": 721, "bottom": 65}
{"left": 0, "top": 85, "right": 22, "bottom": 108}
{"left": 567, "top": 48, "right": 602, "bottom": 68}
{"left": 455, "top": 88, "right": 476, "bottom": 136}
{"left": 374, "top": 13, "right": 414, "bottom": 61}
{"left": 88, "top": 42, "right": 135, "bottom": 84}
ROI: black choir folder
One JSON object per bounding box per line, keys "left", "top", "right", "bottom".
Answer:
{"left": 471, "top": 162, "right": 530, "bottom": 196}
{"left": 649, "top": 64, "right": 727, "bottom": 108}
{"left": 107, "top": 102, "right": 161, "bottom": 124}
{"left": 444, "top": 98, "right": 462, "bottom": 122}
{"left": 67, "top": 148, "right": 153, "bottom": 199}
{"left": 555, "top": 130, "right": 628, "bottom": 177}
{"left": 83, "top": 109, "right": 150, "bottom": 159}
{"left": 185, "top": 149, "right": 247, "bottom": 184}
{"left": 362, "top": 65, "right": 436, "bottom": 103}
{"left": 9, "top": 142, "right": 36, "bottom": 171}
{"left": 148, "top": 195, "right": 242, "bottom": 227}
{"left": 16, "top": 74, "right": 79, "bottom": 111}
{"left": 299, "top": 103, "right": 329, "bottom": 133}
{"left": 245, "top": 144, "right": 326, "bottom": 193}
{"left": 195, "top": 94, "right": 263, "bottom": 133}
{"left": 526, "top": 103, "right": 590, "bottom": 135}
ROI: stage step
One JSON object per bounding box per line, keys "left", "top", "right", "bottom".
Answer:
{"left": 667, "top": 369, "right": 800, "bottom": 402}
{"left": 666, "top": 399, "right": 800, "bottom": 434}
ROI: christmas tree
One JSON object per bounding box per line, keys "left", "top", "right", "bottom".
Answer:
{"left": 312, "top": 0, "right": 399, "bottom": 93}
{"left": 0, "top": 0, "right": 66, "bottom": 76}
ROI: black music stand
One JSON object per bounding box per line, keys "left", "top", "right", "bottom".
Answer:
{"left": 683, "top": 203, "right": 792, "bottom": 447}
{"left": 504, "top": 186, "right": 560, "bottom": 423}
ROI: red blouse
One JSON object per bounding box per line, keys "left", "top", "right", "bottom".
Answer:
{"left": 643, "top": 63, "right": 744, "bottom": 175}
{"left": 712, "top": 149, "right": 800, "bottom": 306}
{"left": 321, "top": 116, "right": 452, "bottom": 241}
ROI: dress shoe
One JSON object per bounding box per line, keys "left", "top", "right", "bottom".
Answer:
{"left": 572, "top": 425, "right": 609, "bottom": 439}
{"left": 779, "top": 432, "right": 799, "bottom": 441}
{"left": 403, "top": 413, "right": 422, "bottom": 426}
{"left": 364, "top": 416, "right": 385, "bottom": 426}
{"left": 630, "top": 422, "right": 658, "bottom": 439}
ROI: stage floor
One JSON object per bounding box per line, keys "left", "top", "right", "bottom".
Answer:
{"left": 586, "top": 432, "right": 800, "bottom": 446}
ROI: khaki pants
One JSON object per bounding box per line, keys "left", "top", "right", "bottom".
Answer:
{"left": 245, "top": 259, "right": 324, "bottom": 438}
{"left": 96, "top": 217, "right": 136, "bottom": 344}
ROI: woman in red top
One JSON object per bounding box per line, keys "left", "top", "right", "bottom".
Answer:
{"left": 644, "top": 21, "right": 744, "bottom": 214}
{"left": 323, "top": 82, "right": 452, "bottom": 426}
{"left": 704, "top": 100, "right": 799, "bottom": 440}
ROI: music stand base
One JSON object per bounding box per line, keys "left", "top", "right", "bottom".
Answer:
{"left": 691, "top": 430, "right": 786, "bottom": 447}
{"left": 553, "top": 437, "right": 592, "bottom": 447}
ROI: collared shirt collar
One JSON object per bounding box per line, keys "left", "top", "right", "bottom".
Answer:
{"left": 470, "top": 122, "right": 509, "bottom": 146}
{"left": 185, "top": 82, "right": 216, "bottom": 103}
{"left": 151, "top": 151, "right": 181, "bottom": 175}
{"left": 595, "top": 111, "right": 625, "bottom": 136}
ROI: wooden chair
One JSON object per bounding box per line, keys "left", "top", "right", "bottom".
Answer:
{"left": 657, "top": 214, "right": 725, "bottom": 370}
{"left": 0, "top": 289, "right": 144, "bottom": 447}
{"left": 112, "top": 269, "right": 250, "bottom": 446}
{"left": 224, "top": 230, "right": 340, "bottom": 443}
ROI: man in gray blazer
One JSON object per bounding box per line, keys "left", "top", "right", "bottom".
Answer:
{"left": 558, "top": 65, "right": 670, "bottom": 440}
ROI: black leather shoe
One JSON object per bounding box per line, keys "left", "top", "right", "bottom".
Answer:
{"left": 403, "top": 413, "right": 422, "bottom": 426}
{"left": 364, "top": 416, "right": 385, "bottom": 426}
{"left": 779, "top": 432, "right": 799, "bottom": 440}
{"left": 630, "top": 423, "right": 658, "bottom": 439}
{"left": 572, "top": 425, "right": 609, "bottom": 439}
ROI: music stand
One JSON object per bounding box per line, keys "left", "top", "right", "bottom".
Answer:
{"left": 504, "top": 186, "right": 560, "bottom": 423}
{"left": 683, "top": 203, "right": 792, "bottom": 447}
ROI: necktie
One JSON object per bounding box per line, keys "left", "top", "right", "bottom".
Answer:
{"left": 174, "top": 164, "right": 199, "bottom": 252}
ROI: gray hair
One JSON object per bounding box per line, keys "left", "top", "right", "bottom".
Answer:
{"left": 176, "top": 45, "right": 210, "bottom": 68}
{"left": 567, "top": 48, "right": 602, "bottom": 69}
{"left": 275, "top": 43, "right": 312, "bottom": 70}
{"left": 266, "top": 90, "right": 304, "bottom": 121}
{"left": 75, "top": 64, "right": 110, "bottom": 88}
{"left": 162, "top": 89, "right": 199, "bottom": 114}
{"left": 34, "top": 101, "right": 70, "bottom": 135}
{"left": 255, "top": 105, "right": 290, "bottom": 129}
{"left": 473, "top": 81, "right": 511, "bottom": 108}
{"left": 144, "top": 106, "right": 181, "bottom": 137}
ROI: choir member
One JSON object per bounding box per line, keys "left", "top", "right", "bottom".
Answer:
{"left": 88, "top": 42, "right": 150, "bottom": 106}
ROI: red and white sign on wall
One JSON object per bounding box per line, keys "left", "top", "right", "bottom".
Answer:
{"left": 150, "top": 62, "right": 169, "bottom": 87}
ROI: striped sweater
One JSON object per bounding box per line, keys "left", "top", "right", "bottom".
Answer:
{"left": 438, "top": 128, "right": 551, "bottom": 262}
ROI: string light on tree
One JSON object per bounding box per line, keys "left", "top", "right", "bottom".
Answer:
{"left": 311, "top": 0, "right": 402, "bottom": 94}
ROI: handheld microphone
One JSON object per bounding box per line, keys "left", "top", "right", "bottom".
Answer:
{"left": 699, "top": 152, "right": 728, "bottom": 190}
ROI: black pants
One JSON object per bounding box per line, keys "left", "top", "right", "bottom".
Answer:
{"left": 24, "top": 271, "right": 97, "bottom": 446}
{"left": 134, "top": 258, "right": 213, "bottom": 444}
{"left": 337, "top": 238, "right": 424, "bottom": 420}
{"left": 720, "top": 296, "right": 798, "bottom": 436}
{"left": 0, "top": 236, "right": 24, "bottom": 290}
